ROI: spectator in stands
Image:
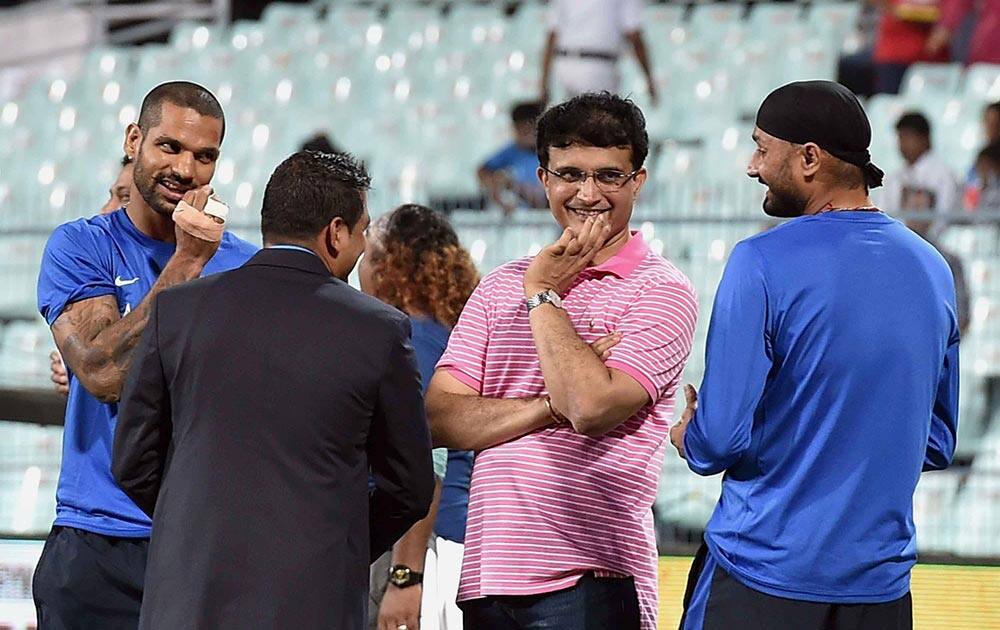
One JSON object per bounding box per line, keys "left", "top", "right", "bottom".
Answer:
{"left": 963, "top": 101, "right": 1000, "bottom": 206}
{"left": 871, "top": 0, "right": 949, "bottom": 94}
{"left": 478, "top": 101, "right": 546, "bottom": 216}
{"left": 540, "top": 0, "right": 657, "bottom": 105}
{"left": 427, "top": 93, "right": 698, "bottom": 630}
{"left": 836, "top": 1, "right": 883, "bottom": 97}
{"left": 881, "top": 112, "right": 961, "bottom": 217}
{"left": 360, "top": 205, "right": 479, "bottom": 630}
{"left": 99, "top": 155, "right": 134, "bottom": 214}
{"left": 986, "top": 101, "right": 1000, "bottom": 146}
{"left": 926, "top": 0, "right": 1000, "bottom": 64}
{"left": 674, "top": 80, "right": 958, "bottom": 630}
{"left": 33, "top": 81, "right": 257, "bottom": 629}
{"left": 975, "top": 141, "right": 1000, "bottom": 211}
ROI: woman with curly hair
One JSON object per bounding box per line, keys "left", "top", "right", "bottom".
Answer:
{"left": 360, "top": 204, "right": 479, "bottom": 630}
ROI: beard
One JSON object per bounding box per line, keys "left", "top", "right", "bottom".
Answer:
{"left": 759, "top": 170, "right": 807, "bottom": 218}
{"left": 132, "top": 149, "right": 192, "bottom": 217}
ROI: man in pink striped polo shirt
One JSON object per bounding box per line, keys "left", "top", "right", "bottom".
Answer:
{"left": 427, "top": 93, "right": 698, "bottom": 630}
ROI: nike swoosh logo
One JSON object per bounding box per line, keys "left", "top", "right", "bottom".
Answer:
{"left": 115, "top": 276, "right": 139, "bottom": 287}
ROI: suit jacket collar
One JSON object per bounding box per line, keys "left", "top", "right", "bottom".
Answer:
{"left": 243, "top": 247, "right": 335, "bottom": 278}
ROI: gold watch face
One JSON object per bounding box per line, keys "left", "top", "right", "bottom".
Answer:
{"left": 392, "top": 568, "right": 409, "bottom": 581}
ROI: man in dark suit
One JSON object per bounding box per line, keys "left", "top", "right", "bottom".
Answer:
{"left": 112, "top": 150, "right": 435, "bottom": 629}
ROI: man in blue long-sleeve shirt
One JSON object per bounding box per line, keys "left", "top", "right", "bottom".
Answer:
{"left": 672, "top": 81, "right": 959, "bottom": 630}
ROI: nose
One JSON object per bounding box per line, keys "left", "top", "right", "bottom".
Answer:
{"left": 575, "top": 175, "right": 603, "bottom": 204}
{"left": 746, "top": 155, "right": 759, "bottom": 180}
{"left": 171, "top": 151, "right": 196, "bottom": 181}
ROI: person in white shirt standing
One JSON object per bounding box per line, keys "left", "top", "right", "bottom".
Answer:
{"left": 540, "top": 0, "right": 657, "bottom": 106}
{"left": 881, "top": 112, "right": 960, "bottom": 220}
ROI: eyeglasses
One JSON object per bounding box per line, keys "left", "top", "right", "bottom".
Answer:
{"left": 541, "top": 166, "right": 640, "bottom": 192}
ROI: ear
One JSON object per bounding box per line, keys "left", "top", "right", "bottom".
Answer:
{"left": 537, "top": 165, "right": 548, "bottom": 187}
{"left": 326, "top": 216, "right": 352, "bottom": 258}
{"left": 323, "top": 219, "right": 342, "bottom": 259}
{"left": 124, "top": 123, "right": 142, "bottom": 161}
{"left": 801, "top": 143, "right": 822, "bottom": 178}
{"left": 631, "top": 167, "right": 648, "bottom": 197}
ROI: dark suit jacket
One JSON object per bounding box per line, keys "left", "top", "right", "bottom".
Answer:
{"left": 113, "top": 248, "right": 434, "bottom": 630}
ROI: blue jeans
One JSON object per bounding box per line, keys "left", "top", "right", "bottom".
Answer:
{"left": 459, "top": 573, "right": 641, "bottom": 629}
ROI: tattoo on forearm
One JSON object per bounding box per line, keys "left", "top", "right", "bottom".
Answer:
{"left": 52, "top": 256, "right": 203, "bottom": 399}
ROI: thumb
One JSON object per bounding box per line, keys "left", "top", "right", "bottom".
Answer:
{"left": 684, "top": 384, "right": 698, "bottom": 408}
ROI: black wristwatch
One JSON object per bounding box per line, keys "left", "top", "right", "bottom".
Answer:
{"left": 388, "top": 564, "right": 423, "bottom": 588}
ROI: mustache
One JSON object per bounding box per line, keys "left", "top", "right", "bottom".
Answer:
{"left": 156, "top": 174, "right": 194, "bottom": 189}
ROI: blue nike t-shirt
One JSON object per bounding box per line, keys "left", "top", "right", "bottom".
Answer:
{"left": 37, "top": 208, "right": 258, "bottom": 537}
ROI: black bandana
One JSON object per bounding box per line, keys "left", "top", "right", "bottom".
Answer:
{"left": 755, "top": 80, "right": 884, "bottom": 189}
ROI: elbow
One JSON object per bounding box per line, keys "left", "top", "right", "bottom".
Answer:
{"left": 427, "top": 400, "right": 476, "bottom": 450}
{"left": 93, "top": 387, "right": 121, "bottom": 404}
{"left": 426, "top": 404, "right": 453, "bottom": 448}
{"left": 686, "top": 441, "right": 745, "bottom": 476}
{"left": 403, "top": 474, "right": 435, "bottom": 523}
{"left": 77, "top": 354, "right": 121, "bottom": 402}
{"left": 90, "top": 376, "right": 121, "bottom": 403}
{"left": 569, "top": 416, "right": 614, "bottom": 438}
{"left": 564, "top": 397, "right": 622, "bottom": 438}
{"left": 684, "top": 426, "right": 748, "bottom": 476}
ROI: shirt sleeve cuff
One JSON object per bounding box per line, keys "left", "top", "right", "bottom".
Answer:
{"left": 605, "top": 359, "right": 659, "bottom": 403}
{"left": 439, "top": 365, "right": 483, "bottom": 394}
{"left": 42, "top": 288, "right": 117, "bottom": 326}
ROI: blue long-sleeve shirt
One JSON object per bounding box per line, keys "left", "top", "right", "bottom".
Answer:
{"left": 685, "top": 211, "right": 959, "bottom": 603}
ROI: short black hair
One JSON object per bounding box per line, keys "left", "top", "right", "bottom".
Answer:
{"left": 979, "top": 140, "right": 1000, "bottom": 166}
{"left": 827, "top": 155, "right": 866, "bottom": 191}
{"left": 137, "top": 81, "right": 225, "bottom": 141}
{"left": 511, "top": 101, "right": 544, "bottom": 125}
{"left": 535, "top": 92, "right": 648, "bottom": 169}
{"left": 986, "top": 101, "right": 1000, "bottom": 116}
{"left": 895, "top": 112, "right": 931, "bottom": 137}
{"left": 121, "top": 155, "right": 132, "bottom": 167}
{"left": 261, "top": 150, "right": 371, "bottom": 241}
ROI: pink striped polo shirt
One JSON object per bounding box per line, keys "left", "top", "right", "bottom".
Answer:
{"left": 437, "top": 232, "right": 698, "bottom": 629}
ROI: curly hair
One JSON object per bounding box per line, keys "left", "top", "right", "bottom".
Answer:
{"left": 369, "top": 204, "right": 479, "bottom": 328}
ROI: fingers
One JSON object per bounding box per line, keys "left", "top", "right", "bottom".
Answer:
{"left": 379, "top": 616, "right": 418, "bottom": 630}
{"left": 573, "top": 216, "right": 613, "bottom": 263}
{"left": 684, "top": 384, "right": 698, "bottom": 409}
{"left": 670, "top": 422, "right": 687, "bottom": 460}
{"left": 179, "top": 185, "right": 213, "bottom": 212}
{"left": 589, "top": 332, "right": 623, "bottom": 359}
{"left": 190, "top": 185, "right": 213, "bottom": 212}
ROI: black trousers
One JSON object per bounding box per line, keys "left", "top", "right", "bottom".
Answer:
{"left": 33, "top": 526, "right": 148, "bottom": 630}
{"left": 680, "top": 542, "right": 913, "bottom": 630}
{"left": 460, "top": 573, "right": 641, "bottom": 630}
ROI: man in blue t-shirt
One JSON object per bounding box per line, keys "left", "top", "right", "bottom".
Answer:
{"left": 477, "top": 101, "right": 546, "bottom": 215}
{"left": 33, "top": 81, "right": 257, "bottom": 629}
{"left": 672, "top": 82, "right": 958, "bottom": 630}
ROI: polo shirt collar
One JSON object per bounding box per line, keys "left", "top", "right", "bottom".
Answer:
{"left": 587, "top": 230, "right": 648, "bottom": 279}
